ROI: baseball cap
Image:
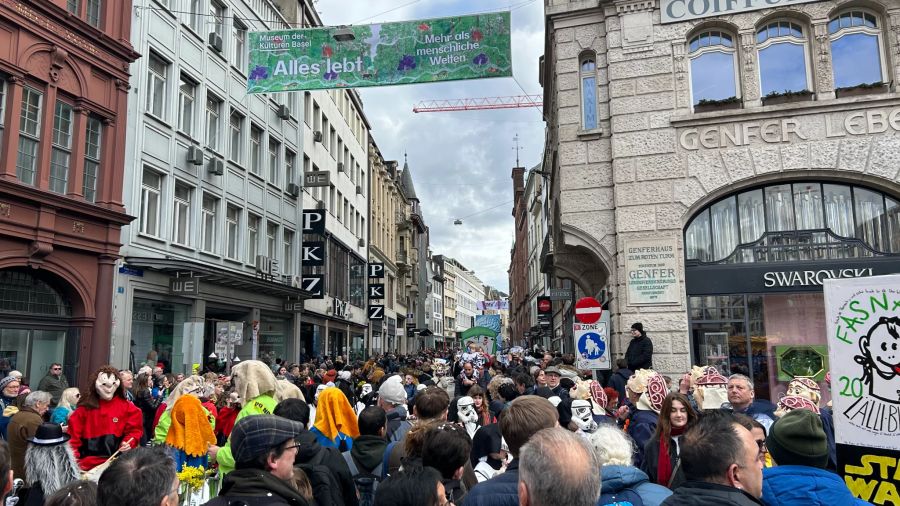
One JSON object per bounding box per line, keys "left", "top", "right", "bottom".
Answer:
{"left": 230, "top": 415, "right": 303, "bottom": 465}
{"left": 545, "top": 366, "right": 561, "bottom": 376}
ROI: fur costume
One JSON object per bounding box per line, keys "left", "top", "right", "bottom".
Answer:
{"left": 24, "top": 440, "right": 81, "bottom": 497}
{"left": 274, "top": 379, "right": 305, "bottom": 402}
{"left": 67, "top": 366, "right": 142, "bottom": 471}
{"left": 231, "top": 360, "right": 277, "bottom": 402}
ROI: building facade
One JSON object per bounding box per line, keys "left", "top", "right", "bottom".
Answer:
{"left": 0, "top": 0, "right": 138, "bottom": 386}
{"left": 508, "top": 165, "right": 530, "bottom": 348}
{"left": 542, "top": 0, "right": 900, "bottom": 401}
{"left": 399, "top": 159, "right": 430, "bottom": 354}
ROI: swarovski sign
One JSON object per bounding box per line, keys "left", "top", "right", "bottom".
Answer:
{"left": 763, "top": 268, "right": 874, "bottom": 288}
{"left": 661, "top": 0, "right": 821, "bottom": 23}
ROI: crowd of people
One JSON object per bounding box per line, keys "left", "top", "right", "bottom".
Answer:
{"left": 0, "top": 322, "right": 870, "bottom": 505}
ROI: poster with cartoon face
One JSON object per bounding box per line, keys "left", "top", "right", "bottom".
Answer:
{"left": 824, "top": 275, "right": 900, "bottom": 451}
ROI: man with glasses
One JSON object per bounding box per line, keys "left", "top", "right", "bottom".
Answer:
{"left": 661, "top": 411, "right": 763, "bottom": 505}
{"left": 202, "top": 415, "right": 311, "bottom": 506}
{"left": 97, "top": 446, "right": 181, "bottom": 506}
{"left": 37, "top": 363, "right": 68, "bottom": 408}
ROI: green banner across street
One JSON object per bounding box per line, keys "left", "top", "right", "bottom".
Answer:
{"left": 247, "top": 11, "right": 512, "bottom": 93}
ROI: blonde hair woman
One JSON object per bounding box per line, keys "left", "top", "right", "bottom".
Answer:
{"left": 50, "top": 388, "right": 80, "bottom": 425}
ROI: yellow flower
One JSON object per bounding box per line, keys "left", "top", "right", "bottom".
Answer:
{"left": 176, "top": 465, "right": 207, "bottom": 492}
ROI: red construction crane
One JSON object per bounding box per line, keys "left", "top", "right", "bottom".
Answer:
{"left": 412, "top": 94, "right": 543, "bottom": 113}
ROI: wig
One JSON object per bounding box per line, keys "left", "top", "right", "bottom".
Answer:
{"left": 24, "top": 442, "right": 81, "bottom": 495}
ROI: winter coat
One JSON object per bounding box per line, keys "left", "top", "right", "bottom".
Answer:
{"left": 215, "top": 393, "right": 277, "bottom": 474}
{"left": 641, "top": 435, "right": 685, "bottom": 489}
{"left": 0, "top": 393, "right": 24, "bottom": 440}
{"left": 385, "top": 406, "right": 412, "bottom": 443}
{"left": 67, "top": 397, "right": 142, "bottom": 471}
{"left": 37, "top": 374, "right": 68, "bottom": 407}
{"left": 661, "top": 481, "right": 763, "bottom": 506}
{"left": 8, "top": 407, "right": 43, "bottom": 480}
{"left": 598, "top": 465, "right": 672, "bottom": 506}
{"left": 627, "top": 409, "right": 659, "bottom": 468}
{"left": 609, "top": 368, "right": 632, "bottom": 407}
{"left": 201, "top": 468, "right": 310, "bottom": 506}
{"left": 625, "top": 334, "right": 653, "bottom": 371}
{"left": 761, "top": 465, "right": 869, "bottom": 506}
{"left": 295, "top": 430, "right": 358, "bottom": 506}
{"left": 348, "top": 434, "right": 388, "bottom": 474}
{"left": 462, "top": 459, "right": 519, "bottom": 506}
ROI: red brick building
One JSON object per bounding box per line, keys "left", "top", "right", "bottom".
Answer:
{"left": 0, "top": 0, "right": 138, "bottom": 386}
{"left": 508, "top": 166, "right": 529, "bottom": 346}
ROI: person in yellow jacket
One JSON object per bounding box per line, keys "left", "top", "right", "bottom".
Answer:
{"left": 207, "top": 360, "right": 277, "bottom": 474}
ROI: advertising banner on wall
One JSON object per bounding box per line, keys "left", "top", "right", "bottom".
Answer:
{"left": 477, "top": 300, "right": 509, "bottom": 311}
{"left": 247, "top": 11, "right": 512, "bottom": 93}
{"left": 624, "top": 237, "right": 680, "bottom": 305}
{"left": 823, "top": 274, "right": 900, "bottom": 505}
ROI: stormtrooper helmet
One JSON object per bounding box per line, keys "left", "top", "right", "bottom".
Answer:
{"left": 457, "top": 396, "right": 478, "bottom": 425}
{"left": 571, "top": 399, "right": 598, "bottom": 433}
{"left": 315, "top": 383, "right": 328, "bottom": 403}
{"left": 360, "top": 383, "right": 373, "bottom": 397}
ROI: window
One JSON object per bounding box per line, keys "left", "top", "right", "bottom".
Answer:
{"left": 285, "top": 150, "right": 296, "bottom": 186}
{"left": 579, "top": 54, "right": 597, "bottom": 130}
{"left": 684, "top": 181, "right": 900, "bottom": 262}
{"left": 0, "top": 80, "right": 6, "bottom": 153}
{"left": 49, "top": 101, "right": 75, "bottom": 194}
{"left": 233, "top": 21, "right": 247, "bottom": 72}
{"left": 267, "top": 222, "right": 278, "bottom": 259}
{"left": 829, "top": 10, "right": 884, "bottom": 89}
{"left": 229, "top": 110, "right": 243, "bottom": 162}
{"left": 322, "top": 117, "right": 329, "bottom": 150}
{"left": 304, "top": 92, "right": 312, "bottom": 125}
{"left": 140, "top": 169, "right": 162, "bottom": 236}
{"left": 210, "top": 1, "right": 225, "bottom": 39}
{"left": 188, "top": 0, "right": 202, "bottom": 33}
{"left": 201, "top": 194, "right": 217, "bottom": 253}
{"left": 283, "top": 229, "right": 294, "bottom": 274}
{"left": 83, "top": 116, "right": 102, "bottom": 202}
{"left": 16, "top": 87, "right": 42, "bottom": 186}
{"left": 225, "top": 205, "right": 240, "bottom": 260}
{"left": 206, "top": 94, "right": 221, "bottom": 151}
{"left": 172, "top": 182, "right": 192, "bottom": 245}
{"left": 248, "top": 214, "right": 260, "bottom": 261}
{"left": 268, "top": 138, "right": 280, "bottom": 184}
{"left": 688, "top": 31, "right": 739, "bottom": 106}
{"left": 250, "top": 125, "right": 262, "bottom": 175}
{"left": 86, "top": 0, "right": 101, "bottom": 28}
{"left": 178, "top": 76, "right": 196, "bottom": 136}
{"left": 146, "top": 53, "right": 167, "bottom": 118}
{"left": 67, "top": 0, "right": 79, "bottom": 15}
{"left": 329, "top": 126, "right": 336, "bottom": 156}
{"left": 756, "top": 21, "right": 810, "bottom": 96}
{"left": 336, "top": 191, "right": 343, "bottom": 222}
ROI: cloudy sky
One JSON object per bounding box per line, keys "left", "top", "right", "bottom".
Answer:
{"left": 319, "top": 0, "right": 546, "bottom": 293}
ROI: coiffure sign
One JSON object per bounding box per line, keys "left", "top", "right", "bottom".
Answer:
{"left": 661, "top": 0, "right": 822, "bottom": 24}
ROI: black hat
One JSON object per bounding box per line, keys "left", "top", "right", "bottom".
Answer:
{"left": 27, "top": 423, "right": 71, "bottom": 446}
{"left": 631, "top": 323, "right": 644, "bottom": 332}
{"left": 766, "top": 409, "right": 828, "bottom": 468}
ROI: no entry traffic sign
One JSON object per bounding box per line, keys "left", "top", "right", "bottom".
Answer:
{"left": 574, "top": 297, "right": 602, "bottom": 324}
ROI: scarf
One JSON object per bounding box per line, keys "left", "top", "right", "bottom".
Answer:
{"left": 165, "top": 395, "right": 216, "bottom": 457}
{"left": 657, "top": 425, "right": 686, "bottom": 486}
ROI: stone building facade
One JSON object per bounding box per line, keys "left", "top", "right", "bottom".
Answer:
{"left": 542, "top": 0, "right": 900, "bottom": 401}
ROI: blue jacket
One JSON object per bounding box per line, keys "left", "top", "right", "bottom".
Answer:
{"left": 599, "top": 465, "right": 672, "bottom": 506}
{"left": 628, "top": 409, "right": 659, "bottom": 468}
{"left": 463, "top": 459, "right": 519, "bottom": 506}
{"left": 761, "top": 465, "right": 869, "bottom": 506}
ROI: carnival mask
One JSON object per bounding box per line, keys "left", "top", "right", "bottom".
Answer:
{"left": 775, "top": 394, "right": 821, "bottom": 417}
{"left": 360, "top": 383, "right": 373, "bottom": 397}
{"left": 786, "top": 377, "right": 821, "bottom": 405}
{"left": 457, "top": 396, "right": 478, "bottom": 425}
{"left": 571, "top": 399, "right": 598, "bottom": 433}
{"left": 433, "top": 359, "right": 449, "bottom": 377}
{"left": 95, "top": 372, "right": 120, "bottom": 401}
{"left": 695, "top": 367, "right": 728, "bottom": 410}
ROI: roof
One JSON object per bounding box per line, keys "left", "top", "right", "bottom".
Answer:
{"left": 399, "top": 155, "right": 419, "bottom": 200}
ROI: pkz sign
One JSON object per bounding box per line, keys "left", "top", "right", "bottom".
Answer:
{"left": 660, "top": 0, "right": 821, "bottom": 24}
{"left": 368, "top": 262, "right": 385, "bottom": 320}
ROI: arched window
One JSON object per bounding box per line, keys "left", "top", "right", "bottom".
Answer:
{"left": 688, "top": 30, "right": 739, "bottom": 106}
{"left": 579, "top": 54, "right": 597, "bottom": 130}
{"left": 684, "top": 182, "right": 900, "bottom": 263}
{"left": 756, "top": 21, "right": 811, "bottom": 95}
{"left": 828, "top": 10, "right": 885, "bottom": 89}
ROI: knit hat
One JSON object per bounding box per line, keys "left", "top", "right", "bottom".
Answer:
{"left": 323, "top": 369, "right": 337, "bottom": 383}
{"left": 631, "top": 322, "right": 643, "bottom": 332}
{"left": 378, "top": 375, "right": 407, "bottom": 405}
{"left": 766, "top": 409, "right": 828, "bottom": 468}
{"left": 0, "top": 376, "right": 18, "bottom": 392}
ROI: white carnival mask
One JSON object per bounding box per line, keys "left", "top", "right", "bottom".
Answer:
{"left": 571, "top": 399, "right": 598, "bottom": 433}
{"left": 96, "top": 372, "right": 120, "bottom": 401}
{"left": 315, "top": 384, "right": 328, "bottom": 402}
{"left": 361, "top": 383, "right": 373, "bottom": 397}
{"left": 457, "top": 396, "right": 478, "bottom": 425}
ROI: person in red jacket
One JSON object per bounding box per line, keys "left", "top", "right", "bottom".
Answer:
{"left": 67, "top": 366, "right": 143, "bottom": 472}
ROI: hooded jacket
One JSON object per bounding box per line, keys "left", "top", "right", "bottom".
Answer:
{"left": 201, "top": 468, "right": 310, "bottom": 506}
{"left": 348, "top": 434, "right": 388, "bottom": 473}
{"left": 608, "top": 368, "right": 632, "bottom": 407}
{"left": 761, "top": 465, "right": 869, "bottom": 506}
{"left": 599, "top": 465, "right": 672, "bottom": 506}
{"left": 295, "top": 429, "right": 358, "bottom": 506}
{"left": 661, "top": 481, "right": 762, "bottom": 506}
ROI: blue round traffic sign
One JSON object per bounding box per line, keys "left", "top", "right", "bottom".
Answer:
{"left": 578, "top": 332, "right": 605, "bottom": 360}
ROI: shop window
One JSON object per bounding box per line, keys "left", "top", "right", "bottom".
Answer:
{"left": 756, "top": 21, "right": 810, "bottom": 96}
{"left": 0, "top": 270, "right": 72, "bottom": 316}
{"left": 829, "top": 10, "right": 884, "bottom": 89}
{"left": 684, "top": 181, "right": 900, "bottom": 263}
{"left": 131, "top": 299, "right": 189, "bottom": 376}
{"left": 688, "top": 30, "right": 739, "bottom": 106}
{"left": 579, "top": 53, "right": 598, "bottom": 130}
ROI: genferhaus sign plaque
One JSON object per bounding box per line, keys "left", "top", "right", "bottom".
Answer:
{"left": 661, "top": 0, "right": 822, "bottom": 24}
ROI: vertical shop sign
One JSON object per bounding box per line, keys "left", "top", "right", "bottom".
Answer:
{"left": 368, "top": 262, "right": 385, "bottom": 320}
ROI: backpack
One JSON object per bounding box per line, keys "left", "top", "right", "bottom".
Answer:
{"left": 296, "top": 448, "right": 343, "bottom": 506}
{"left": 341, "top": 441, "right": 398, "bottom": 506}
{"left": 598, "top": 486, "right": 644, "bottom": 506}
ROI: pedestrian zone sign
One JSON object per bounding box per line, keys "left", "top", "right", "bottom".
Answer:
{"left": 573, "top": 322, "right": 610, "bottom": 370}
